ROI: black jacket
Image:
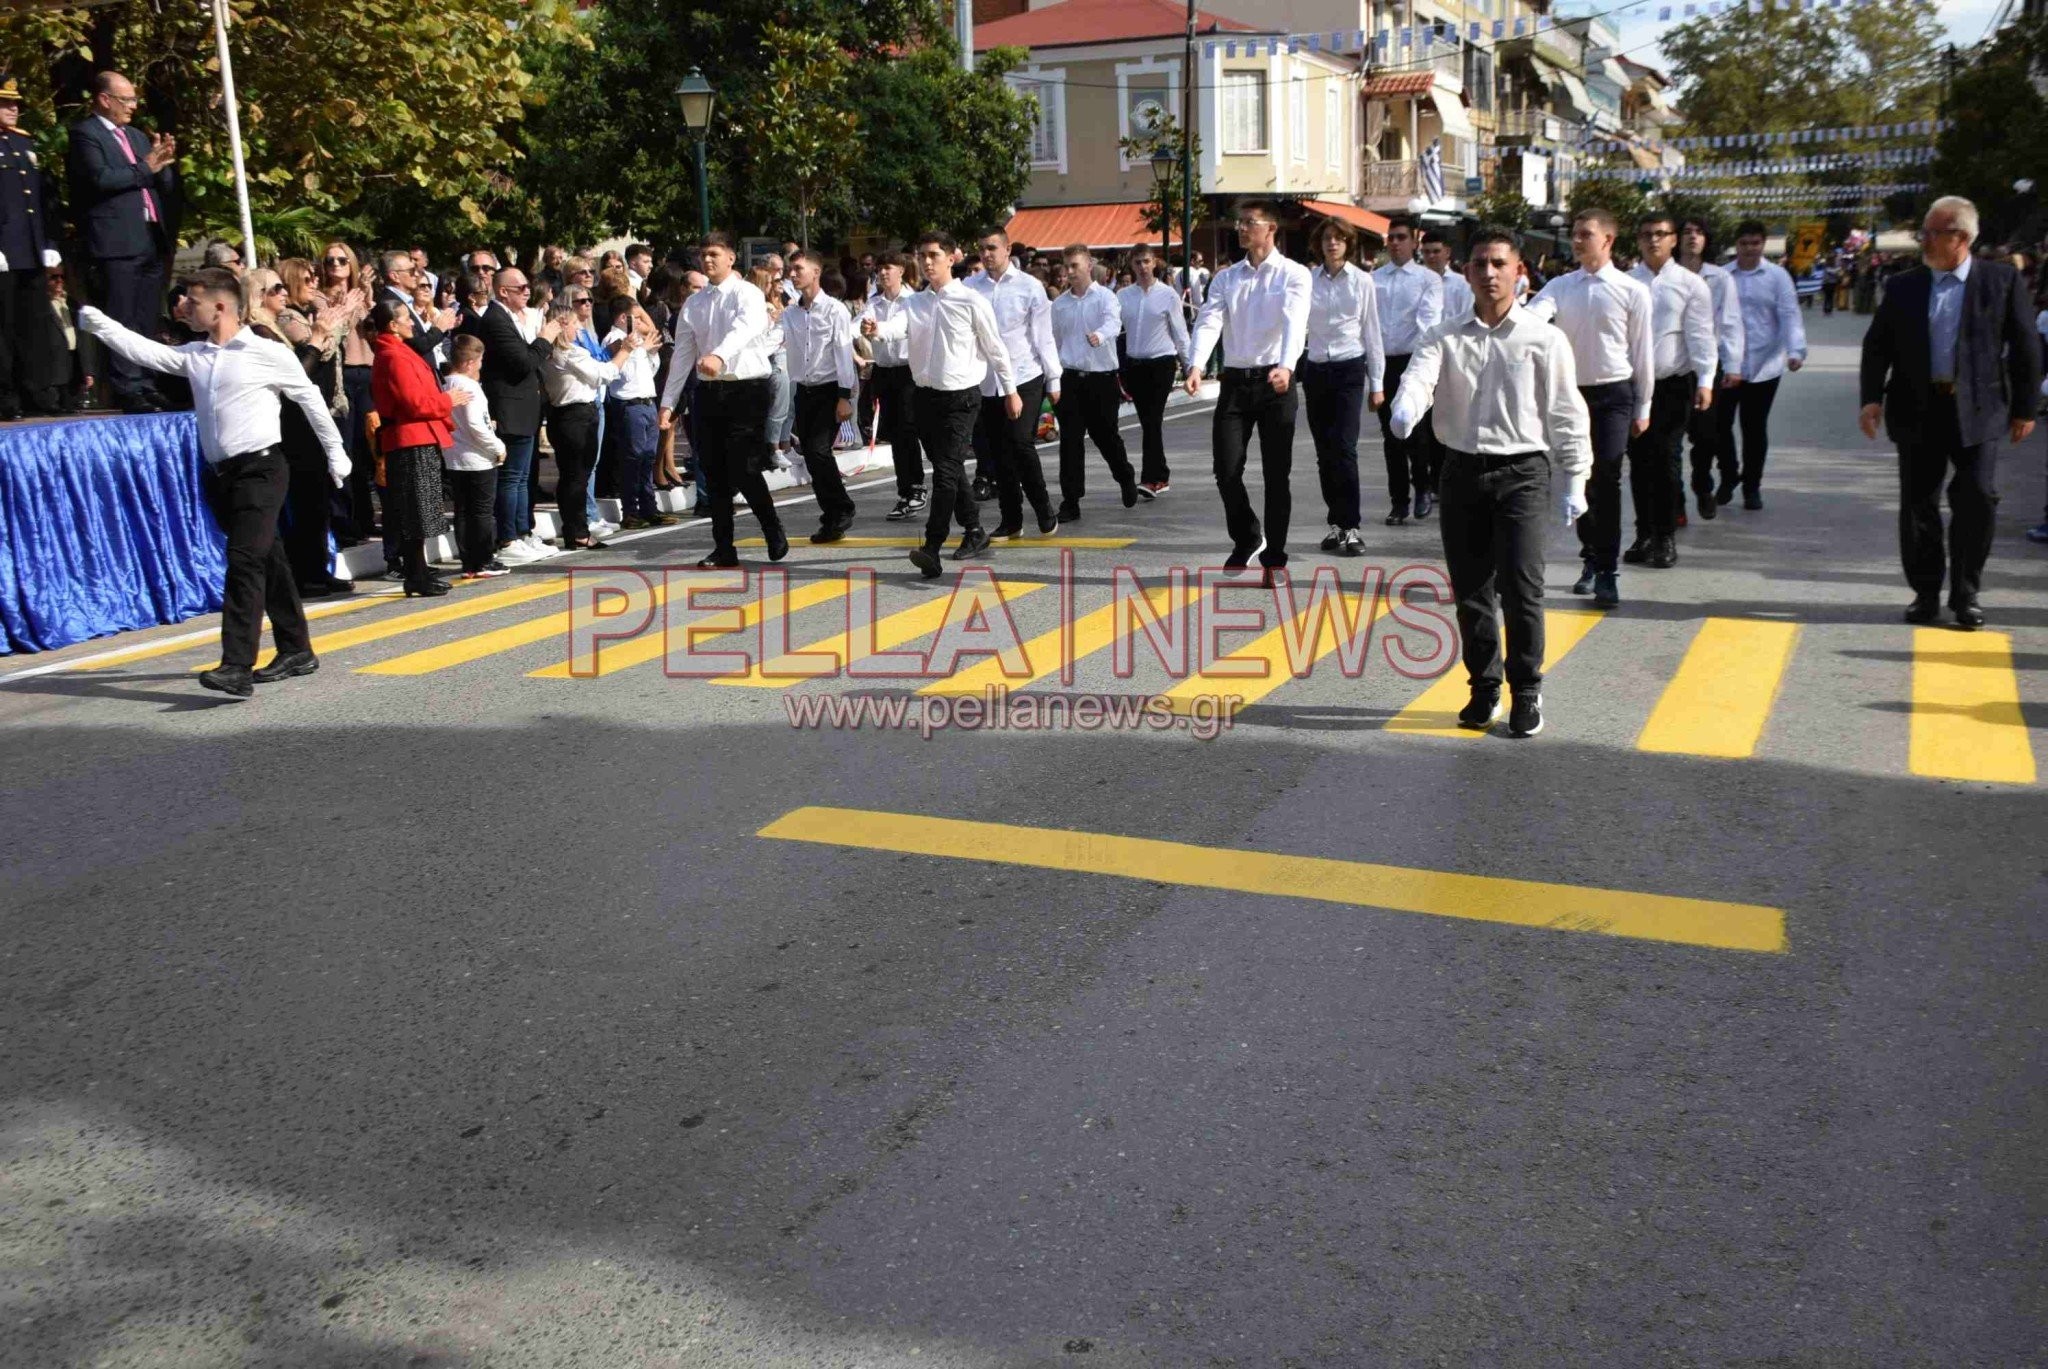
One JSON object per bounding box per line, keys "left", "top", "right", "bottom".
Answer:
{"left": 1860, "top": 259, "right": 2042, "bottom": 448}
{"left": 0, "top": 128, "right": 53, "bottom": 265}
{"left": 456, "top": 299, "right": 551, "bottom": 439}
{"left": 65, "top": 117, "right": 176, "bottom": 260}
{"left": 379, "top": 286, "right": 445, "bottom": 369}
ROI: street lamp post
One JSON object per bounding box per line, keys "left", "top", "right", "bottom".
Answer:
{"left": 1151, "top": 146, "right": 1177, "bottom": 279}
{"left": 675, "top": 70, "right": 716, "bottom": 239}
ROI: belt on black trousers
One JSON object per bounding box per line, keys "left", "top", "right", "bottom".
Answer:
{"left": 1442, "top": 447, "right": 1545, "bottom": 472}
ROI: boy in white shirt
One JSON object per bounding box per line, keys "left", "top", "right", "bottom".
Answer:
{"left": 443, "top": 335, "right": 509, "bottom": 578}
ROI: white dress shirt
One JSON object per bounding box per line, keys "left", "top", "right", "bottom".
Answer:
{"left": 967, "top": 265, "right": 1061, "bottom": 395}
{"left": 660, "top": 274, "right": 776, "bottom": 410}
{"left": 1389, "top": 306, "right": 1593, "bottom": 494}
{"left": 1436, "top": 269, "right": 1475, "bottom": 321}
{"left": 1303, "top": 262, "right": 1387, "bottom": 388}
{"left": 1118, "top": 281, "right": 1188, "bottom": 362}
{"left": 1730, "top": 261, "right": 1807, "bottom": 383}
{"left": 1527, "top": 263, "right": 1656, "bottom": 421}
{"left": 78, "top": 307, "right": 348, "bottom": 475}
{"left": 859, "top": 289, "right": 914, "bottom": 367}
{"left": 1188, "top": 251, "right": 1313, "bottom": 373}
{"left": 602, "top": 326, "right": 659, "bottom": 400}
{"left": 785, "top": 290, "right": 859, "bottom": 393}
{"left": 1371, "top": 259, "right": 1444, "bottom": 357}
{"left": 444, "top": 373, "right": 506, "bottom": 472}
{"left": 1629, "top": 259, "right": 1718, "bottom": 387}
{"left": 1696, "top": 262, "right": 1745, "bottom": 381}
{"left": 869, "top": 279, "right": 1018, "bottom": 394}
{"left": 542, "top": 342, "right": 618, "bottom": 406}
{"left": 1051, "top": 283, "right": 1122, "bottom": 373}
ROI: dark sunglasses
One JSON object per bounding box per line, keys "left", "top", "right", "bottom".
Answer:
{"left": 323, "top": 256, "right": 349, "bottom": 266}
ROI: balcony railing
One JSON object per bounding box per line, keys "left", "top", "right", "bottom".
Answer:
{"left": 1364, "top": 157, "right": 1472, "bottom": 199}
{"left": 1492, "top": 108, "right": 1584, "bottom": 144}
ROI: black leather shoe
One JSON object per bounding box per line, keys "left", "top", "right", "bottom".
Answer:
{"left": 1742, "top": 490, "right": 1764, "bottom": 511}
{"left": 1622, "top": 537, "right": 1650, "bottom": 565}
{"left": 198, "top": 665, "right": 254, "bottom": 699}
{"left": 1649, "top": 536, "right": 1678, "bottom": 569}
{"left": 1458, "top": 686, "right": 1502, "bottom": 730}
{"left": 696, "top": 550, "right": 741, "bottom": 569}
{"left": 1572, "top": 565, "right": 1597, "bottom": 596}
{"left": 971, "top": 475, "right": 993, "bottom": 502}
{"left": 1056, "top": 500, "right": 1081, "bottom": 523}
{"left": 1413, "top": 490, "right": 1435, "bottom": 520}
{"left": 1695, "top": 486, "right": 1719, "bottom": 521}
{"left": 1119, "top": 478, "right": 1139, "bottom": 509}
{"left": 1385, "top": 507, "right": 1408, "bottom": 527}
{"left": 1904, "top": 593, "right": 1941, "bottom": 624}
{"left": 1593, "top": 571, "right": 1620, "bottom": 609}
{"left": 908, "top": 545, "right": 943, "bottom": 579}
{"left": 1714, "top": 479, "right": 1736, "bottom": 506}
{"left": 252, "top": 650, "right": 319, "bottom": 683}
{"left": 992, "top": 519, "right": 1023, "bottom": 539}
{"left": 404, "top": 579, "right": 452, "bottom": 598}
{"left": 1952, "top": 600, "right": 1985, "bottom": 630}
{"left": 951, "top": 526, "right": 992, "bottom": 561}
{"left": 120, "top": 395, "right": 166, "bottom": 415}
{"left": 766, "top": 528, "right": 790, "bottom": 561}
{"left": 810, "top": 521, "right": 847, "bottom": 545}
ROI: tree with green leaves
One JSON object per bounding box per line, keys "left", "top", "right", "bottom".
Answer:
{"left": 1469, "top": 187, "right": 1531, "bottom": 233}
{"left": 1117, "top": 113, "right": 1201, "bottom": 242}
{"left": 1932, "top": 14, "right": 2048, "bottom": 243}
{"left": 846, "top": 44, "right": 1036, "bottom": 245}
{"left": 1565, "top": 178, "right": 1649, "bottom": 229}
{"left": 746, "top": 23, "right": 860, "bottom": 252}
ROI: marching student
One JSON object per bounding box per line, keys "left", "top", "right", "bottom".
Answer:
{"left": 1299, "top": 216, "right": 1385, "bottom": 558}
{"left": 784, "top": 249, "right": 860, "bottom": 543}
{"left": 1117, "top": 245, "right": 1187, "bottom": 496}
{"left": 1420, "top": 229, "right": 1473, "bottom": 319}
{"left": 1389, "top": 227, "right": 1592, "bottom": 740}
{"left": 78, "top": 268, "right": 350, "bottom": 698}
{"left": 968, "top": 229, "right": 1061, "bottom": 537}
{"left": 1624, "top": 212, "right": 1717, "bottom": 570}
{"left": 1525, "top": 207, "right": 1654, "bottom": 609}
{"left": 863, "top": 231, "right": 1020, "bottom": 580}
{"left": 1049, "top": 244, "right": 1139, "bottom": 518}
{"left": 1676, "top": 217, "right": 1744, "bottom": 523}
{"left": 860, "top": 251, "right": 926, "bottom": 521}
{"left": 1371, "top": 215, "right": 1444, "bottom": 524}
{"left": 1185, "top": 200, "right": 1312, "bottom": 573}
{"left": 1722, "top": 219, "right": 1806, "bottom": 510}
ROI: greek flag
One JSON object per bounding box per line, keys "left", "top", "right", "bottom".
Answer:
{"left": 1421, "top": 138, "right": 1445, "bottom": 204}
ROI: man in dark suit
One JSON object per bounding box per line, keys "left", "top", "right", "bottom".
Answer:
{"left": 65, "top": 70, "right": 176, "bottom": 414}
{"left": 456, "top": 267, "right": 560, "bottom": 560}
{"left": 0, "top": 74, "right": 64, "bottom": 418}
{"left": 376, "top": 248, "right": 455, "bottom": 366}
{"left": 1860, "top": 194, "right": 2042, "bottom": 629}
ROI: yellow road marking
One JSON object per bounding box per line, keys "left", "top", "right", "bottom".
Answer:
{"left": 759, "top": 806, "right": 1787, "bottom": 954}
{"left": 527, "top": 576, "right": 851, "bottom": 679}
{"left": 1157, "top": 590, "right": 1372, "bottom": 715}
{"left": 1908, "top": 628, "right": 2036, "bottom": 784}
{"left": 917, "top": 584, "right": 1178, "bottom": 698}
{"left": 1385, "top": 609, "right": 1603, "bottom": 736}
{"left": 68, "top": 593, "right": 391, "bottom": 671}
{"left": 734, "top": 536, "right": 1134, "bottom": 550}
{"left": 361, "top": 575, "right": 671, "bottom": 676}
{"left": 1637, "top": 619, "right": 1800, "bottom": 759}
{"left": 193, "top": 577, "right": 568, "bottom": 671}
{"left": 712, "top": 580, "right": 1049, "bottom": 687}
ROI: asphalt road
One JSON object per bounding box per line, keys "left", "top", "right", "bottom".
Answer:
{"left": 3, "top": 309, "right": 2045, "bottom": 1367}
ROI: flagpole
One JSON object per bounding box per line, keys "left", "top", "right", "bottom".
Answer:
{"left": 211, "top": 0, "right": 257, "bottom": 265}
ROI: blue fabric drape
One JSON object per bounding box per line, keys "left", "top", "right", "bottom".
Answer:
{"left": 0, "top": 414, "right": 225, "bottom": 654}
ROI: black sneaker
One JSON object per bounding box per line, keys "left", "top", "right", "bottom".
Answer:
{"left": 1336, "top": 528, "right": 1365, "bottom": 557}
{"left": 971, "top": 475, "right": 993, "bottom": 502}
{"left": 1714, "top": 478, "right": 1736, "bottom": 506}
{"left": 1320, "top": 525, "right": 1342, "bottom": 551}
{"left": 1508, "top": 688, "right": 1543, "bottom": 738}
{"left": 951, "top": 526, "right": 992, "bottom": 561}
{"left": 1695, "top": 486, "right": 1718, "bottom": 521}
{"left": 992, "top": 519, "right": 1024, "bottom": 539}
{"left": 1742, "top": 490, "right": 1764, "bottom": 511}
{"left": 810, "top": 519, "right": 849, "bottom": 545}
{"left": 1593, "top": 571, "right": 1620, "bottom": 609}
{"left": 1572, "top": 565, "right": 1597, "bottom": 596}
{"left": 1622, "top": 537, "right": 1650, "bottom": 565}
{"left": 251, "top": 650, "right": 319, "bottom": 684}
{"left": 908, "top": 545, "right": 943, "bottom": 579}
{"left": 1458, "top": 686, "right": 1503, "bottom": 730}
{"left": 198, "top": 665, "right": 254, "bottom": 699}
{"left": 1119, "top": 478, "right": 1139, "bottom": 509}
{"left": 766, "top": 528, "right": 790, "bottom": 561}
{"left": 696, "top": 550, "right": 741, "bottom": 569}
{"left": 1223, "top": 536, "right": 1265, "bottom": 570}
{"left": 1036, "top": 510, "right": 1060, "bottom": 537}
{"left": 885, "top": 498, "right": 915, "bottom": 521}
{"left": 1056, "top": 500, "right": 1081, "bottom": 523}
{"left": 906, "top": 487, "right": 928, "bottom": 513}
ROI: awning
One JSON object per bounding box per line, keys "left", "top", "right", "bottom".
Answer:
{"left": 1428, "top": 87, "right": 1475, "bottom": 141}
{"left": 1003, "top": 202, "right": 1157, "bottom": 250}
{"left": 1300, "top": 200, "right": 1392, "bottom": 240}
{"left": 1552, "top": 70, "right": 1596, "bottom": 119}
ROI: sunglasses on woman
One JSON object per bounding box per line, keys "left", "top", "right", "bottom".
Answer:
{"left": 323, "top": 256, "right": 349, "bottom": 267}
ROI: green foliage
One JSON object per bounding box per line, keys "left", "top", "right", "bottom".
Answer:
{"left": 1566, "top": 177, "right": 1650, "bottom": 227}
{"left": 1658, "top": 191, "right": 1735, "bottom": 251}
{"left": 1469, "top": 187, "right": 1531, "bottom": 233}
{"left": 1932, "top": 14, "right": 2048, "bottom": 242}
{"left": 1117, "top": 113, "right": 1201, "bottom": 241}
{"left": 746, "top": 23, "right": 860, "bottom": 250}
{"left": 849, "top": 44, "right": 1036, "bottom": 245}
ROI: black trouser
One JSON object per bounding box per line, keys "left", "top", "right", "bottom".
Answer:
{"left": 914, "top": 384, "right": 983, "bottom": 551}
{"left": 545, "top": 402, "right": 600, "bottom": 543}
{"left": 339, "top": 365, "right": 376, "bottom": 539}
{"left": 1686, "top": 382, "right": 1731, "bottom": 503}
{"left": 1899, "top": 396, "right": 1999, "bottom": 605}
{"left": 695, "top": 377, "right": 783, "bottom": 556}
{"left": 203, "top": 446, "right": 309, "bottom": 670}
{"left": 871, "top": 364, "right": 923, "bottom": 496}
{"left": 1055, "top": 370, "right": 1135, "bottom": 506}
{"left": 1213, "top": 366, "right": 1298, "bottom": 566}
{"left": 1120, "top": 355, "right": 1177, "bottom": 485}
{"left": 1374, "top": 353, "right": 1428, "bottom": 512}
{"left": 1628, "top": 372, "right": 1695, "bottom": 541}
{"left": 1714, "top": 376, "right": 1782, "bottom": 495}
{"left": 1439, "top": 448, "right": 1551, "bottom": 691}
{"left": 1574, "top": 380, "right": 1637, "bottom": 573}
{"left": 982, "top": 376, "right": 1052, "bottom": 526}
{"left": 857, "top": 368, "right": 879, "bottom": 443}
{"left": 446, "top": 467, "right": 499, "bottom": 572}
{"left": 0, "top": 266, "right": 59, "bottom": 412}
{"left": 90, "top": 251, "right": 167, "bottom": 401}
{"left": 279, "top": 441, "right": 333, "bottom": 589}
{"left": 794, "top": 382, "right": 857, "bottom": 524}
{"left": 1299, "top": 356, "right": 1366, "bottom": 530}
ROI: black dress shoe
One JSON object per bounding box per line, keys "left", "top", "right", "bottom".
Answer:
{"left": 1951, "top": 600, "right": 1985, "bottom": 630}
{"left": 1119, "top": 479, "right": 1139, "bottom": 509}
{"left": 908, "top": 545, "right": 943, "bottom": 579}
{"left": 1713, "top": 479, "right": 1736, "bottom": 506}
{"left": 1413, "top": 490, "right": 1435, "bottom": 520}
{"left": 404, "top": 579, "right": 452, "bottom": 598}
{"left": 810, "top": 521, "right": 847, "bottom": 545}
{"left": 0, "top": 405, "right": 22, "bottom": 422}
{"left": 1572, "top": 565, "right": 1597, "bottom": 596}
{"left": 1056, "top": 500, "right": 1081, "bottom": 523}
{"left": 696, "top": 551, "right": 741, "bottom": 569}
{"left": 198, "top": 665, "right": 254, "bottom": 699}
{"left": 1695, "top": 487, "right": 1718, "bottom": 521}
{"left": 951, "top": 526, "right": 992, "bottom": 560}
{"left": 120, "top": 395, "right": 166, "bottom": 416}
{"left": 252, "top": 650, "right": 319, "bottom": 683}
{"left": 1904, "top": 594, "right": 1941, "bottom": 624}
{"left": 1622, "top": 537, "right": 1650, "bottom": 565}
{"left": 1385, "top": 507, "right": 1408, "bottom": 527}
{"left": 971, "top": 475, "right": 993, "bottom": 502}
{"left": 1742, "top": 490, "right": 1764, "bottom": 511}
{"left": 766, "top": 528, "right": 790, "bottom": 561}
{"left": 1649, "top": 536, "right": 1678, "bottom": 569}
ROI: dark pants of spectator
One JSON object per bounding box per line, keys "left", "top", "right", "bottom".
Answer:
{"left": 1439, "top": 449, "right": 1551, "bottom": 691}
{"left": 1714, "top": 375, "right": 1781, "bottom": 495}
{"left": 446, "top": 467, "right": 499, "bottom": 573}
{"left": 1120, "top": 355, "right": 1177, "bottom": 486}
{"left": 794, "top": 383, "right": 858, "bottom": 526}
{"left": 0, "top": 267, "right": 60, "bottom": 413}
{"left": 914, "top": 384, "right": 983, "bottom": 552}
{"left": 546, "top": 402, "right": 600, "bottom": 543}
{"left": 1574, "top": 380, "right": 1637, "bottom": 573}
{"left": 203, "top": 445, "right": 309, "bottom": 669}
{"left": 870, "top": 364, "right": 923, "bottom": 497}
{"left": 1055, "top": 371, "right": 1135, "bottom": 506}
{"left": 1899, "top": 395, "right": 1999, "bottom": 606}
{"left": 982, "top": 376, "right": 1052, "bottom": 527}
{"left": 1374, "top": 353, "right": 1429, "bottom": 513}
{"left": 606, "top": 397, "right": 660, "bottom": 521}
{"left": 339, "top": 364, "right": 375, "bottom": 540}
{"left": 1299, "top": 355, "right": 1366, "bottom": 530}
{"left": 1628, "top": 372, "right": 1695, "bottom": 541}
{"left": 496, "top": 434, "right": 536, "bottom": 545}
{"left": 1212, "top": 366, "right": 1298, "bottom": 567}
{"left": 89, "top": 251, "right": 166, "bottom": 402}
{"left": 279, "top": 443, "right": 333, "bottom": 590}
{"left": 695, "top": 378, "right": 783, "bottom": 557}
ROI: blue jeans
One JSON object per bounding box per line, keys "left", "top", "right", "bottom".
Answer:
{"left": 768, "top": 353, "right": 794, "bottom": 448}
{"left": 585, "top": 402, "right": 606, "bottom": 526}
{"left": 607, "top": 397, "right": 660, "bottom": 519}
{"left": 496, "top": 434, "right": 537, "bottom": 544}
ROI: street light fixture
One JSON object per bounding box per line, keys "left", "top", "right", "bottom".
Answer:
{"left": 1151, "top": 145, "right": 1177, "bottom": 278}
{"left": 675, "top": 70, "right": 716, "bottom": 238}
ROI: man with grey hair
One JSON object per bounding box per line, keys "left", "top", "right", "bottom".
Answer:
{"left": 1859, "top": 194, "right": 2041, "bottom": 628}
{"left": 377, "top": 249, "right": 455, "bottom": 365}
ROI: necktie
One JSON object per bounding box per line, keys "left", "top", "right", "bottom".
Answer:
{"left": 110, "top": 125, "right": 159, "bottom": 223}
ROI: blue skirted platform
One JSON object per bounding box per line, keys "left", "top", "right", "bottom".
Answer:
{"left": 0, "top": 412, "right": 225, "bottom": 655}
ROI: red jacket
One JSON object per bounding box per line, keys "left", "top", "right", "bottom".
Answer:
{"left": 371, "top": 331, "right": 453, "bottom": 452}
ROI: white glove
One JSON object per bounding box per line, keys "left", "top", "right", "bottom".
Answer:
{"left": 328, "top": 453, "right": 352, "bottom": 489}
{"left": 0, "top": 253, "right": 9, "bottom": 272}
{"left": 41, "top": 248, "right": 60, "bottom": 269}
{"left": 1561, "top": 481, "right": 1588, "bottom": 526}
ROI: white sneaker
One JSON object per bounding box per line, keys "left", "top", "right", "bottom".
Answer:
{"left": 496, "top": 539, "right": 541, "bottom": 565}
{"left": 592, "top": 520, "right": 619, "bottom": 537}
{"left": 521, "top": 534, "right": 559, "bottom": 560}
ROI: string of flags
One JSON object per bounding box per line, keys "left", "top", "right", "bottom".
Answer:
{"left": 1714, "top": 183, "right": 1928, "bottom": 200}
{"left": 1574, "top": 121, "right": 1950, "bottom": 155}
{"left": 1576, "top": 148, "right": 1936, "bottom": 180}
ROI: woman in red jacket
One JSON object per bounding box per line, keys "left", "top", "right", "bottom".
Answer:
{"left": 369, "top": 299, "right": 455, "bottom": 596}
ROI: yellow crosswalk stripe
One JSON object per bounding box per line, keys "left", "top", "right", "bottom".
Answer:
{"left": 69, "top": 592, "right": 393, "bottom": 671}
{"left": 527, "top": 576, "right": 851, "bottom": 679}
{"left": 1636, "top": 618, "right": 1800, "bottom": 758}
{"left": 712, "top": 579, "right": 1050, "bottom": 688}
{"left": 361, "top": 574, "right": 672, "bottom": 677}
{"left": 917, "top": 583, "right": 1178, "bottom": 698}
{"left": 734, "top": 536, "right": 1134, "bottom": 550}
{"left": 1908, "top": 628, "right": 2036, "bottom": 784}
{"left": 1157, "top": 588, "right": 1373, "bottom": 715}
{"left": 759, "top": 806, "right": 1788, "bottom": 954}
{"left": 1385, "top": 609, "right": 1603, "bottom": 736}
{"left": 193, "top": 576, "right": 568, "bottom": 671}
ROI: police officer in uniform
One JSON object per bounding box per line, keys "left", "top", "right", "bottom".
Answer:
{"left": 0, "top": 74, "right": 62, "bottom": 418}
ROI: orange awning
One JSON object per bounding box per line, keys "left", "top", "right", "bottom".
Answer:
{"left": 1300, "top": 200, "right": 1392, "bottom": 240}
{"left": 1004, "top": 203, "right": 1159, "bottom": 250}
